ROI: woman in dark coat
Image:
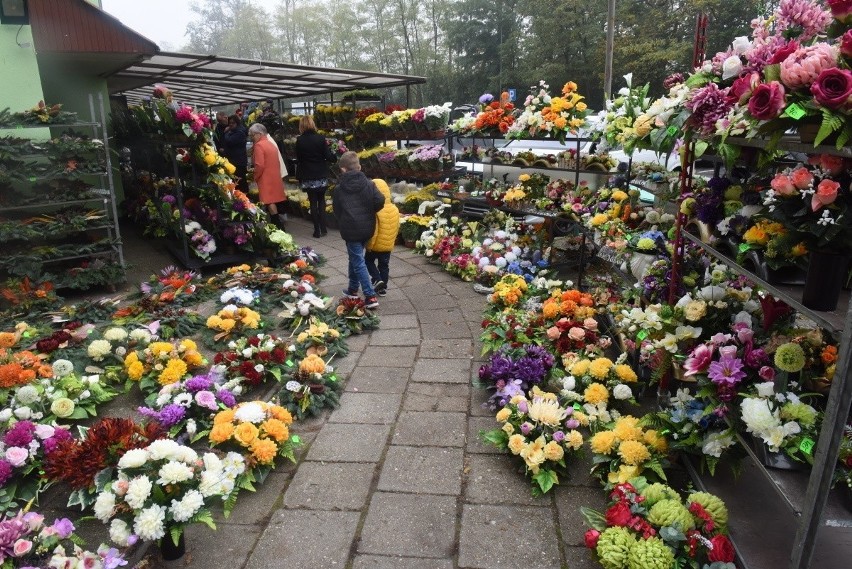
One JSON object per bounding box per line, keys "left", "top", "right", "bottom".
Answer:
{"left": 295, "top": 115, "right": 336, "bottom": 237}
{"left": 221, "top": 115, "right": 249, "bottom": 191}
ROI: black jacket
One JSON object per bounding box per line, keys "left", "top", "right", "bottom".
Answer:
{"left": 295, "top": 130, "right": 335, "bottom": 181}
{"left": 332, "top": 170, "right": 385, "bottom": 242}
{"left": 222, "top": 125, "right": 248, "bottom": 167}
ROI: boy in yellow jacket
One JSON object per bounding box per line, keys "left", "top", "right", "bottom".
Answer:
{"left": 365, "top": 179, "right": 400, "bottom": 296}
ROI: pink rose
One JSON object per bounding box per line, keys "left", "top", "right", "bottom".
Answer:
{"left": 811, "top": 67, "right": 852, "bottom": 110}
{"left": 780, "top": 43, "right": 838, "bottom": 89}
{"left": 758, "top": 366, "right": 776, "bottom": 381}
{"left": 771, "top": 174, "right": 796, "bottom": 196}
{"left": 13, "top": 539, "right": 32, "bottom": 557}
{"left": 821, "top": 154, "right": 847, "bottom": 175}
{"left": 791, "top": 167, "right": 814, "bottom": 190}
{"left": 719, "top": 345, "right": 738, "bottom": 358}
{"left": 812, "top": 178, "right": 840, "bottom": 211}
{"left": 568, "top": 327, "right": 586, "bottom": 341}
{"left": 5, "top": 447, "right": 28, "bottom": 467}
{"left": 728, "top": 73, "right": 760, "bottom": 104}
{"left": 842, "top": 30, "right": 852, "bottom": 59}
{"left": 583, "top": 317, "right": 598, "bottom": 331}
{"left": 768, "top": 41, "right": 799, "bottom": 65}
{"left": 828, "top": 0, "right": 852, "bottom": 25}
{"left": 546, "top": 326, "right": 561, "bottom": 340}
{"left": 747, "top": 81, "right": 786, "bottom": 120}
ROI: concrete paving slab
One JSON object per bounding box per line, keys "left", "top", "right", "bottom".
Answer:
{"left": 469, "top": 386, "right": 494, "bottom": 416}
{"left": 328, "top": 392, "right": 403, "bottom": 424}
{"left": 357, "top": 492, "right": 457, "bottom": 558}
{"left": 464, "top": 454, "right": 550, "bottom": 506}
{"left": 418, "top": 338, "right": 474, "bottom": 359}
{"left": 375, "top": 314, "right": 420, "bottom": 329}
{"left": 160, "top": 522, "right": 263, "bottom": 568}
{"left": 346, "top": 366, "right": 409, "bottom": 394}
{"left": 403, "top": 383, "right": 470, "bottom": 413}
{"left": 333, "top": 355, "right": 359, "bottom": 377}
{"left": 392, "top": 411, "right": 466, "bottom": 447}
{"left": 562, "top": 546, "right": 602, "bottom": 569}
{"left": 415, "top": 295, "right": 463, "bottom": 311}
{"left": 457, "top": 504, "right": 562, "bottom": 569}
{"left": 378, "top": 446, "right": 464, "bottom": 495}
{"left": 306, "top": 423, "right": 391, "bottom": 462}
{"left": 420, "top": 320, "right": 475, "bottom": 339}
{"left": 344, "top": 333, "right": 370, "bottom": 352}
{"left": 245, "top": 510, "right": 360, "bottom": 569}
{"left": 283, "top": 461, "right": 376, "bottom": 510}
{"left": 358, "top": 346, "right": 418, "bottom": 367}
{"left": 410, "top": 358, "right": 473, "bottom": 384}
{"left": 555, "top": 484, "right": 608, "bottom": 547}
{"left": 352, "top": 554, "right": 454, "bottom": 569}
{"left": 416, "top": 306, "right": 465, "bottom": 324}
{"left": 466, "top": 416, "right": 502, "bottom": 454}
{"left": 368, "top": 328, "right": 421, "bottom": 346}
{"left": 375, "top": 299, "right": 416, "bottom": 315}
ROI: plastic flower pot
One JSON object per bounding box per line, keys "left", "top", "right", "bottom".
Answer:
{"left": 801, "top": 250, "right": 851, "bottom": 311}
{"left": 160, "top": 529, "right": 186, "bottom": 561}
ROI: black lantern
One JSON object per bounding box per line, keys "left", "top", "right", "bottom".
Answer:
{"left": 0, "top": 0, "right": 28, "bottom": 25}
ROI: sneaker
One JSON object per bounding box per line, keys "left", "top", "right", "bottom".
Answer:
{"left": 342, "top": 289, "right": 359, "bottom": 299}
{"left": 374, "top": 281, "right": 387, "bottom": 296}
{"left": 364, "top": 296, "right": 379, "bottom": 309}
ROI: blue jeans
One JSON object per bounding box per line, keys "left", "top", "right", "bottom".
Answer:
{"left": 346, "top": 241, "right": 376, "bottom": 297}
{"left": 365, "top": 251, "right": 390, "bottom": 284}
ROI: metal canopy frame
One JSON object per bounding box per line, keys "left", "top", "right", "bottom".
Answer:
{"left": 107, "top": 51, "right": 426, "bottom": 107}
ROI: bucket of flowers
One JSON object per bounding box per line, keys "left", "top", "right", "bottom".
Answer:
{"left": 481, "top": 386, "right": 584, "bottom": 495}
{"left": 278, "top": 354, "right": 342, "bottom": 419}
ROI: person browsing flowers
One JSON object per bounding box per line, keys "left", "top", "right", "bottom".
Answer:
{"left": 249, "top": 123, "right": 287, "bottom": 230}
{"left": 295, "top": 115, "right": 336, "bottom": 238}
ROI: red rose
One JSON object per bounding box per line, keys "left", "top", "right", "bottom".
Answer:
{"left": 811, "top": 68, "right": 852, "bottom": 110}
{"left": 748, "top": 81, "right": 786, "bottom": 120}
{"left": 828, "top": 0, "right": 852, "bottom": 25}
{"left": 821, "top": 154, "right": 847, "bottom": 175}
{"left": 248, "top": 336, "right": 260, "bottom": 347}
{"left": 605, "top": 502, "right": 633, "bottom": 527}
{"left": 727, "top": 73, "right": 760, "bottom": 104}
{"left": 584, "top": 529, "right": 601, "bottom": 549}
{"left": 842, "top": 30, "right": 852, "bottom": 59}
{"left": 213, "top": 353, "right": 224, "bottom": 364}
{"left": 708, "top": 535, "right": 736, "bottom": 563}
{"left": 768, "top": 40, "right": 799, "bottom": 65}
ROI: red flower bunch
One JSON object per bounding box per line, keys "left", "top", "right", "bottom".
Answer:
{"left": 473, "top": 92, "right": 516, "bottom": 134}
{"left": 214, "top": 334, "right": 291, "bottom": 387}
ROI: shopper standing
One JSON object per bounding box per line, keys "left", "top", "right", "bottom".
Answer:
{"left": 333, "top": 151, "right": 385, "bottom": 309}
{"left": 213, "top": 111, "right": 228, "bottom": 152}
{"left": 222, "top": 115, "right": 249, "bottom": 192}
{"left": 295, "top": 115, "right": 336, "bottom": 238}
{"left": 365, "top": 178, "right": 399, "bottom": 296}
{"left": 248, "top": 123, "right": 287, "bottom": 229}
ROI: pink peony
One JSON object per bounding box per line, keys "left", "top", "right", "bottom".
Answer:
{"left": 779, "top": 43, "right": 838, "bottom": 89}
{"left": 812, "top": 178, "right": 840, "bottom": 211}
{"left": 583, "top": 317, "right": 598, "bottom": 331}
{"left": 546, "top": 326, "right": 560, "bottom": 340}
{"left": 791, "top": 167, "right": 814, "bottom": 189}
{"left": 568, "top": 327, "right": 586, "bottom": 342}
{"left": 748, "top": 81, "right": 786, "bottom": 120}
{"left": 811, "top": 67, "right": 852, "bottom": 109}
{"left": 771, "top": 173, "right": 796, "bottom": 196}
{"left": 686, "top": 83, "right": 733, "bottom": 135}
{"left": 828, "top": 0, "right": 852, "bottom": 24}
{"left": 777, "top": 0, "right": 833, "bottom": 42}
{"left": 12, "top": 539, "right": 32, "bottom": 557}
{"left": 684, "top": 344, "right": 714, "bottom": 376}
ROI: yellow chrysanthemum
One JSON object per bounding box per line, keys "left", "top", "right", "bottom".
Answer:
{"left": 573, "top": 411, "right": 590, "bottom": 427}
{"left": 206, "top": 315, "right": 223, "bottom": 329}
{"left": 124, "top": 351, "right": 139, "bottom": 366}
{"left": 544, "top": 440, "right": 565, "bottom": 461}
{"left": 570, "top": 359, "right": 591, "bottom": 377}
{"left": 502, "top": 423, "right": 514, "bottom": 435}
{"left": 613, "top": 416, "right": 643, "bottom": 441}
{"left": 158, "top": 359, "right": 187, "bottom": 385}
{"left": 644, "top": 429, "right": 668, "bottom": 453}
{"left": 589, "top": 357, "right": 614, "bottom": 379}
{"left": 564, "top": 430, "right": 584, "bottom": 451}
{"left": 590, "top": 213, "right": 609, "bottom": 227}
{"left": 127, "top": 361, "right": 144, "bottom": 381}
{"left": 149, "top": 342, "right": 174, "bottom": 356}
{"left": 184, "top": 351, "right": 204, "bottom": 367}
{"left": 584, "top": 383, "right": 609, "bottom": 405}
{"left": 614, "top": 364, "right": 638, "bottom": 383}
{"left": 261, "top": 419, "right": 289, "bottom": 442}
{"left": 590, "top": 430, "right": 617, "bottom": 454}
{"left": 520, "top": 436, "right": 547, "bottom": 473}
{"left": 214, "top": 408, "right": 235, "bottom": 425}
{"left": 179, "top": 339, "right": 197, "bottom": 351}
{"left": 268, "top": 405, "right": 293, "bottom": 425}
{"left": 618, "top": 440, "right": 651, "bottom": 465}
{"left": 250, "top": 438, "right": 278, "bottom": 464}
{"left": 219, "top": 319, "right": 236, "bottom": 332}
{"left": 508, "top": 434, "right": 526, "bottom": 455}
{"left": 608, "top": 464, "right": 641, "bottom": 485}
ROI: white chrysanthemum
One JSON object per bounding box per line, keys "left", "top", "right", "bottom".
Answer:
{"left": 125, "top": 475, "right": 153, "bottom": 509}
{"left": 51, "top": 359, "right": 74, "bottom": 378}
{"left": 157, "top": 461, "right": 194, "bottom": 485}
{"left": 103, "top": 327, "right": 128, "bottom": 342}
{"left": 133, "top": 504, "right": 166, "bottom": 541}
{"left": 117, "top": 448, "right": 150, "bottom": 470}
{"left": 202, "top": 452, "right": 222, "bottom": 474}
{"left": 87, "top": 339, "right": 112, "bottom": 361}
{"left": 198, "top": 471, "right": 225, "bottom": 497}
{"left": 222, "top": 452, "right": 246, "bottom": 477}
{"left": 109, "top": 518, "right": 132, "bottom": 547}
{"left": 129, "top": 329, "right": 152, "bottom": 343}
{"left": 146, "top": 439, "right": 182, "bottom": 462}
{"left": 613, "top": 384, "right": 633, "bottom": 400}
{"left": 94, "top": 491, "right": 116, "bottom": 522}
{"left": 233, "top": 402, "right": 266, "bottom": 423}
{"left": 173, "top": 444, "right": 198, "bottom": 465}
{"left": 170, "top": 489, "right": 205, "bottom": 522}
{"left": 14, "top": 385, "right": 39, "bottom": 405}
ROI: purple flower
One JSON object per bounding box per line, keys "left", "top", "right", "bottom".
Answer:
{"left": 479, "top": 93, "right": 494, "bottom": 105}
{"left": 195, "top": 391, "right": 218, "bottom": 410}
{"left": 759, "top": 366, "right": 776, "bottom": 381}
{"left": 4, "top": 421, "right": 35, "bottom": 448}
{"left": 553, "top": 431, "right": 565, "bottom": 443}
{"left": 685, "top": 83, "right": 733, "bottom": 136}
{"left": 520, "top": 422, "right": 533, "bottom": 435}
{"left": 0, "top": 460, "right": 12, "bottom": 486}
{"left": 184, "top": 374, "right": 214, "bottom": 393}
{"left": 162, "top": 194, "right": 176, "bottom": 204}
{"left": 216, "top": 389, "right": 236, "bottom": 408}
{"left": 42, "top": 428, "right": 72, "bottom": 455}
{"left": 565, "top": 419, "right": 580, "bottom": 429}
{"left": 100, "top": 547, "right": 128, "bottom": 569}
{"left": 517, "top": 400, "right": 529, "bottom": 414}
{"left": 158, "top": 404, "right": 186, "bottom": 427}
{"left": 50, "top": 518, "right": 75, "bottom": 539}
{"left": 744, "top": 346, "right": 768, "bottom": 369}
{"left": 0, "top": 516, "right": 29, "bottom": 558}
{"left": 708, "top": 354, "right": 747, "bottom": 386}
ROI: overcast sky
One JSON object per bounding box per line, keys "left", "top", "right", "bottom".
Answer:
{"left": 100, "top": 0, "right": 280, "bottom": 51}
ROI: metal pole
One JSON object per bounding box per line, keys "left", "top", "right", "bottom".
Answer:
{"left": 604, "top": 0, "right": 616, "bottom": 100}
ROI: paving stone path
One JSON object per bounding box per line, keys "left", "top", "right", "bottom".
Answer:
{"left": 157, "top": 217, "right": 605, "bottom": 569}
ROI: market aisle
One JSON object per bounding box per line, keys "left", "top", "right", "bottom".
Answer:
{"left": 158, "top": 216, "right": 604, "bottom": 569}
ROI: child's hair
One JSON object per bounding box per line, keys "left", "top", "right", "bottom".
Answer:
{"left": 338, "top": 151, "right": 360, "bottom": 171}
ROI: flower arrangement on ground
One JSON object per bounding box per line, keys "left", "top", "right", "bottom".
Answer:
{"left": 293, "top": 319, "right": 348, "bottom": 359}
{"left": 589, "top": 415, "right": 669, "bottom": 485}
{"left": 205, "top": 305, "right": 262, "bottom": 344}
{"left": 213, "top": 333, "right": 293, "bottom": 387}
{"left": 332, "top": 296, "right": 380, "bottom": 336}
{"left": 122, "top": 339, "right": 206, "bottom": 395}
{"left": 477, "top": 344, "right": 557, "bottom": 408}
{"left": 137, "top": 265, "right": 205, "bottom": 307}
{"left": 481, "top": 387, "right": 584, "bottom": 495}
{"left": 92, "top": 438, "right": 245, "bottom": 546}
{"left": 582, "top": 478, "right": 736, "bottom": 569}
{"left": 278, "top": 354, "right": 342, "bottom": 419}
{"left": 0, "top": 421, "right": 72, "bottom": 513}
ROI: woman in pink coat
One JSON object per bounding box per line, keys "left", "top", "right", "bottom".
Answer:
{"left": 248, "top": 123, "right": 287, "bottom": 229}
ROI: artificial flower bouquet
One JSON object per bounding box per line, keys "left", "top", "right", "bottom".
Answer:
{"left": 589, "top": 415, "right": 669, "bottom": 485}
{"left": 204, "top": 304, "right": 263, "bottom": 344}
{"left": 481, "top": 387, "right": 584, "bottom": 495}
{"left": 92, "top": 439, "right": 245, "bottom": 546}
{"left": 470, "top": 92, "right": 516, "bottom": 136}
{"left": 214, "top": 333, "right": 293, "bottom": 387}
{"left": 506, "top": 81, "right": 589, "bottom": 143}
{"left": 277, "top": 278, "right": 332, "bottom": 329}
{"left": 739, "top": 217, "right": 809, "bottom": 271}
{"left": 0, "top": 511, "right": 126, "bottom": 568}
{"left": 564, "top": 355, "right": 640, "bottom": 409}
{"left": 122, "top": 339, "right": 206, "bottom": 395}
{"left": 85, "top": 326, "right": 154, "bottom": 368}
{"left": 582, "top": 478, "right": 736, "bottom": 569}
{"left": 835, "top": 423, "right": 852, "bottom": 493}
{"left": 184, "top": 221, "right": 217, "bottom": 261}
{"left": 477, "top": 345, "right": 557, "bottom": 409}
{"left": 278, "top": 354, "right": 342, "bottom": 419}
{"left": 0, "top": 421, "right": 72, "bottom": 513}
{"left": 332, "top": 296, "right": 380, "bottom": 336}
{"left": 293, "top": 320, "right": 348, "bottom": 359}
{"left": 209, "top": 401, "right": 298, "bottom": 477}
{"left": 487, "top": 274, "right": 530, "bottom": 309}
{"left": 739, "top": 382, "right": 820, "bottom": 464}
{"left": 137, "top": 265, "right": 206, "bottom": 307}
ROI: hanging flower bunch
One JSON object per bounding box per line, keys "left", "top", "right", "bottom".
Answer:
{"left": 482, "top": 386, "right": 584, "bottom": 495}
{"left": 588, "top": 415, "right": 669, "bottom": 485}
{"left": 209, "top": 401, "right": 297, "bottom": 471}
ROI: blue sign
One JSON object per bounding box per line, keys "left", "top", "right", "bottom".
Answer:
{"left": 507, "top": 88, "right": 516, "bottom": 102}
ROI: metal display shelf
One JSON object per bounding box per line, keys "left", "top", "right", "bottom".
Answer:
{"left": 0, "top": 195, "right": 108, "bottom": 212}
{"left": 724, "top": 136, "right": 852, "bottom": 159}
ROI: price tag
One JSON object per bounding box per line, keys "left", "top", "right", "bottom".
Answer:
{"left": 28, "top": 176, "right": 36, "bottom": 182}
{"left": 22, "top": 332, "right": 30, "bottom": 338}
{"left": 291, "top": 435, "right": 301, "bottom": 444}
{"left": 572, "top": 403, "right": 582, "bottom": 411}
{"left": 660, "top": 429, "right": 670, "bottom": 435}
{"left": 666, "top": 126, "right": 678, "bottom": 136}
{"left": 785, "top": 103, "right": 806, "bottom": 120}
{"left": 799, "top": 437, "right": 815, "bottom": 455}
{"left": 285, "top": 359, "right": 293, "bottom": 366}
{"left": 637, "top": 330, "right": 649, "bottom": 341}
{"left": 738, "top": 243, "right": 751, "bottom": 253}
